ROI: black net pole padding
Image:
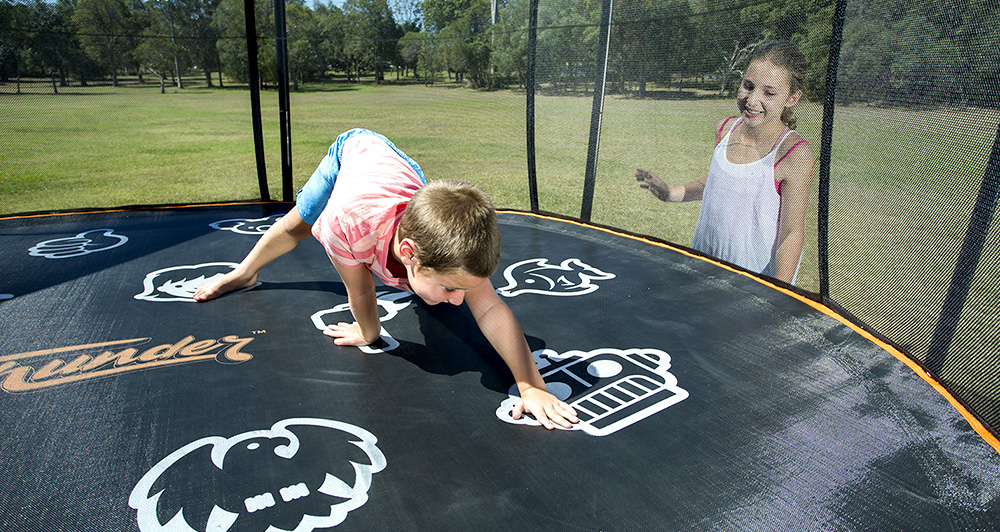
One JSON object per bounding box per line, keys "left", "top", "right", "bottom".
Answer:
{"left": 580, "top": 0, "right": 614, "bottom": 223}
{"left": 526, "top": 0, "right": 539, "bottom": 213}
{"left": 926, "top": 123, "right": 1000, "bottom": 375}
{"left": 244, "top": 0, "right": 269, "bottom": 202}
{"left": 817, "top": 0, "right": 848, "bottom": 300}
{"left": 273, "top": 0, "right": 293, "bottom": 201}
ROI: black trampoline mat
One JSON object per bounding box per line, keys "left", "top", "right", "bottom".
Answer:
{"left": 1, "top": 203, "right": 998, "bottom": 531}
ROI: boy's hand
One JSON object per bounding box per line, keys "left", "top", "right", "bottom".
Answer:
{"left": 513, "top": 387, "right": 579, "bottom": 430}
{"left": 322, "top": 321, "right": 374, "bottom": 346}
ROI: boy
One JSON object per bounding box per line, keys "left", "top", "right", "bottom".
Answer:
{"left": 195, "top": 129, "right": 578, "bottom": 430}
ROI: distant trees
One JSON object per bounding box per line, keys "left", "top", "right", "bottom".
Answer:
{"left": 72, "top": 0, "right": 134, "bottom": 86}
{"left": 1, "top": 0, "right": 997, "bottom": 107}
{"left": 836, "top": 0, "right": 1000, "bottom": 107}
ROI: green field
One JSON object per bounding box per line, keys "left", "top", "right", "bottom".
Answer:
{"left": 2, "top": 77, "right": 998, "bottom": 298}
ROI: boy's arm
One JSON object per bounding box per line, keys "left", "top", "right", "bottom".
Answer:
{"left": 465, "top": 281, "right": 578, "bottom": 430}
{"left": 324, "top": 260, "right": 382, "bottom": 345}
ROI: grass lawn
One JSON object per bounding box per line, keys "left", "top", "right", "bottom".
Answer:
{"left": 2, "top": 76, "right": 997, "bottom": 299}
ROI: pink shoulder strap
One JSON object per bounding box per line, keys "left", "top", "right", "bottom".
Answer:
{"left": 716, "top": 116, "right": 738, "bottom": 145}
{"left": 774, "top": 139, "right": 808, "bottom": 168}
{"left": 773, "top": 136, "right": 809, "bottom": 195}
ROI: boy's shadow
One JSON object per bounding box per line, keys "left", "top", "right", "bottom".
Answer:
{"left": 255, "top": 280, "right": 545, "bottom": 395}
{"left": 257, "top": 280, "right": 348, "bottom": 296}
{"left": 389, "top": 299, "right": 546, "bottom": 395}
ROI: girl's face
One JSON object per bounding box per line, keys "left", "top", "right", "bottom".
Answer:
{"left": 737, "top": 59, "right": 802, "bottom": 127}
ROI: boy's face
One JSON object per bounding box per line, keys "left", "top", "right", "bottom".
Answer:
{"left": 407, "top": 267, "right": 486, "bottom": 306}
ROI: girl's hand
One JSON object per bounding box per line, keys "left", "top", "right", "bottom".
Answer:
{"left": 636, "top": 168, "right": 675, "bottom": 202}
{"left": 323, "top": 322, "right": 373, "bottom": 346}
{"left": 512, "top": 387, "right": 579, "bottom": 430}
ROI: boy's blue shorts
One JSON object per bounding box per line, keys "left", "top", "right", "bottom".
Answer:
{"left": 295, "top": 128, "right": 426, "bottom": 225}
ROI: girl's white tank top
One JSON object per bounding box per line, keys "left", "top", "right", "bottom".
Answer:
{"left": 690, "top": 120, "right": 800, "bottom": 283}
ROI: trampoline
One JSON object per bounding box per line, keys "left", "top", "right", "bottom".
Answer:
{"left": 2, "top": 202, "right": 998, "bottom": 531}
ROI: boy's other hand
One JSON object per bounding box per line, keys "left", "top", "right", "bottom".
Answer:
{"left": 323, "top": 321, "right": 374, "bottom": 346}
{"left": 513, "top": 387, "right": 579, "bottom": 430}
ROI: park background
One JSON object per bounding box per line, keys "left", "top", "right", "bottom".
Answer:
{"left": 3, "top": 0, "right": 1000, "bottom": 437}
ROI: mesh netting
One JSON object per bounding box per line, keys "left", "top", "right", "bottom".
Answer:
{"left": 527, "top": 0, "right": 1000, "bottom": 437}
{"left": 826, "top": 0, "right": 1000, "bottom": 435}
{"left": 2, "top": 0, "right": 999, "bottom": 439}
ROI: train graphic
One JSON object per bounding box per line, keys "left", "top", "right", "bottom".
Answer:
{"left": 497, "top": 347, "right": 688, "bottom": 436}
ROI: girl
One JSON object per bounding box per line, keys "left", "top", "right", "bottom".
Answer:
{"left": 636, "top": 41, "right": 815, "bottom": 285}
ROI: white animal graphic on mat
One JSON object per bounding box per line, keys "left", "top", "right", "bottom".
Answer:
{"left": 210, "top": 214, "right": 284, "bottom": 235}
{"left": 135, "top": 262, "right": 261, "bottom": 302}
{"left": 497, "top": 348, "right": 688, "bottom": 436}
{"left": 28, "top": 228, "right": 128, "bottom": 259}
{"left": 496, "top": 258, "right": 615, "bottom": 297}
{"left": 311, "top": 291, "right": 414, "bottom": 354}
{"left": 129, "top": 418, "right": 386, "bottom": 532}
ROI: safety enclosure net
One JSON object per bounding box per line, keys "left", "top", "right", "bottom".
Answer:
{"left": 2, "top": 0, "right": 999, "bottom": 460}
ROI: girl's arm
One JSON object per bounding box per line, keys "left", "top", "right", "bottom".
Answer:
{"left": 636, "top": 116, "right": 730, "bottom": 203}
{"left": 636, "top": 169, "right": 706, "bottom": 202}
{"left": 464, "top": 280, "right": 578, "bottom": 430}
{"left": 773, "top": 136, "right": 816, "bottom": 284}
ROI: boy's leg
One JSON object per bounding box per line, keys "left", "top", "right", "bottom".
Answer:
{"left": 297, "top": 129, "right": 428, "bottom": 225}
{"left": 296, "top": 128, "right": 376, "bottom": 224}
{"left": 193, "top": 209, "right": 314, "bottom": 302}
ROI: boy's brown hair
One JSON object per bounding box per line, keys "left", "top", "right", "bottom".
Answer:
{"left": 397, "top": 180, "right": 501, "bottom": 278}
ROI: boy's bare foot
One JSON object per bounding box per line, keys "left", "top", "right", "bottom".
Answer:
{"left": 193, "top": 271, "right": 258, "bottom": 302}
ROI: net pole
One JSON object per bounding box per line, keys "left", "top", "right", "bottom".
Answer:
{"left": 926, "top": 124, "right": 1000, "bottom": 374}
{"left": 273, "top": 0, "right": 293, "bottom": 201}
{"left": 818, "top": 0, "right": 848, "bottom": 300}
{"left": 526, "top": 0, "right": 539, "bottom": 213}
{"left": 580, "top": 0, "right": 614, "bottom": 222}
{"left": 244, "top": 0, "right": 269, "bottom": 201}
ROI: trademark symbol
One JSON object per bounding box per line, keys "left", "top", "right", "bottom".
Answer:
{"left": 252, "top": 329, "right": 266, "bottom": 335}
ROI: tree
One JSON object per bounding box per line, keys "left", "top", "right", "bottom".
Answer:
{"left": 73, "top": 0, "right": 139, "bottom": 85}
{"left": 838, "top": 0, "right": 964, "bottom": 106}
{"left": 390, "top": 0, "right": 420, "bottom": 32}
{"left": 610, "top": 0, "right": 695, "bottom": 96}
{"left": 489, "top": 0, "right": 530, "bottom": 88}
{"left": 797, "top": 1, "right": 834, "bottom": 102}
{"left": 715, "top": 38, "right": 762, "bottom": 96}
{"left": 144, "top": 0, "right": 187, "bottom": 88}
{"left": 957, "top": 0, "right": 1000, "bottom": 107}
{"left": 689, "top": 0, "right": 767, "bottom": 80}
{"left": 0, "top": 0, "right": 35, "bottom": 90}
{"left": 183, "top": 0, "right": 223, "bottom": 87}
{"left": 533, "top": 0, "right": 599, "bottom": 92}
{"left": 422, "top": 0, "right": 470, "bottom": 33}
{"left": 398, "top": 29, "right": 423, "bottom": 77}
{"left": 286, "top": 0, "right": 325, "bottom": 88}
{"left": 341, "top": 0, "right": 400, "bottom": 82}
{"left": 135, "top": 23, "right": 180, "bottom": 91}
{"left": 314, "top": 1, "right": 347, "bottom": 74}
{"left": 214, "top": 0, "right": 274, "bottom": 84}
